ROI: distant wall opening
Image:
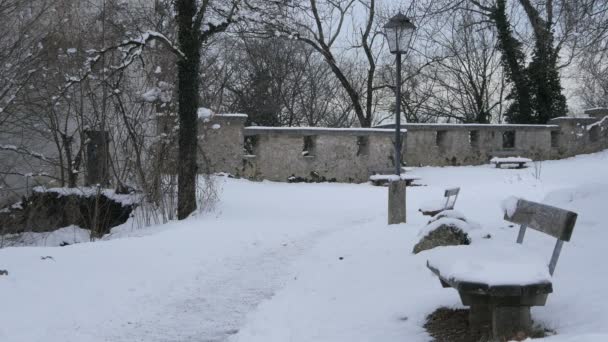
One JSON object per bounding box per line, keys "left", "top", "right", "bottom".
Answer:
{"left": 502, "top": 131, "right": 516, "bottom": 149}
{"left": 551, "top": 131, "right": 559, "bottom": 148}
{"left": 244, "top": 135, "right": 258, "bottom": 155}
{"left": 302, "top": 136, "right": 316, "bottom": 157}
{"left": 356, "top": 136, "right": 369, "bottom": 156}
{"left": 436, "top": 130, "right": 447, "bottom": 151}
{"left": 469, "top": 130, "right": 479, "bottom": 149}
{"left": 590, "top": 126, "right": 600, "bottom": 142}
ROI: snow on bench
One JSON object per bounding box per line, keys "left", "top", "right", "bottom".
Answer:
{"left": 368, "top": 173, "right": 420, "bottom": 186}
{"left": 490, "top": 156, "right": 532, "bottom": 169}
{"left": 419, "top": 187, "right": 460, "bottom": 216}
{"left": 426, "top": 242, "right": 551, "bottom": 287}
{"left": 425, "top": 197, "right": 578, "bottom": 340}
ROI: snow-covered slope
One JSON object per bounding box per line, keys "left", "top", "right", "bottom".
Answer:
{"left": 2, "top": 150, "right": 608, "bottom": 342}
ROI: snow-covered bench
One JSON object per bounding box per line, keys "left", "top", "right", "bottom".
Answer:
{"left": 426, "top": 198, "right": 578, "bottom": 340}
{"left": 369, "top": 174, "right": 420, "bottom": 186}
{"left": 418, "top": 187, "right": 460, "bottom": 216}
{"left": 490, "top": 156, "right": 532, "bottom": 169}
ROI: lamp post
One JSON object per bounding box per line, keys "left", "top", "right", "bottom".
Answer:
{"left": 384, "top": 13, "right": 416, "bottom": 225}
{"left": 384, "top": 13, "right": 416, "bottom": 175}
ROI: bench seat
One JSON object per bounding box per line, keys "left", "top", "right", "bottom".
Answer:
{"left": 418, "top": 199, "right": 447, "bottom": 216}
{"left": 490, "top": 157, "right": 533, "bottom": 169}
{"left": 426, "top": 242, "right": 551, "bottom": 288}
{"left": 369, "top": 174, "right": 420, "bottom": 186}
{"left": 419, "top": 187, "right": 460, "bottom": 216}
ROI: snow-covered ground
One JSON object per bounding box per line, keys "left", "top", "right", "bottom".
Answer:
{"left": 2, "top": 150, "right": 608, "bottom": 342}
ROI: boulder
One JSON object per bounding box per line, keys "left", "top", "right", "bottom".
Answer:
{"left": 413, "top": 217, "right": 471, "bottom": 254}
{"left": 0, "top": 187, "right": 135, "bottom": 238}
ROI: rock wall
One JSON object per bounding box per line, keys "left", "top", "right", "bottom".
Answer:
{"left": 240, "top": 127, "right": 406, "bottom": 182}
{"left": 403, "top": 124, "right": 559, "bottom": 166}
{"left": 182, "top": 111, "right": 608, "bottom": 183}
{"left": 0, "top": 188, "right": 134, "bottom": 237}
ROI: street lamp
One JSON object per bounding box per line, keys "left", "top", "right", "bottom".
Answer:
{"left": 384, "top": 13, "right": 416, "bottom": 175}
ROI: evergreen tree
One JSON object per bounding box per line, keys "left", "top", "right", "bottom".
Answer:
{"left": 491, "top": 0, "right": 568, "bottom": 124}
{"left": 526, "top": 39, "right": 568, "bottom": 124}
{"left": 491, "top": 0, "right": 533, "bottom": 123}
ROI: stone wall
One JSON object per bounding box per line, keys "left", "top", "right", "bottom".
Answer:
{"left": 548, "top": 116, "right": 608, "bottom": 157}
{"left": 403, "top": 124, "right": 560, "bottom": 166}
{"left": 241, "top": 127, "right": 406, "bottom": 182}
{"left": 186, "top": 111, "right": 608, "bottom": 183}
{"left": 198, "top": 114, "right": 247, "bottom": 175}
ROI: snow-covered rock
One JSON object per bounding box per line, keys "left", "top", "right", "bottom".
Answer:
{"left": 413, "top": 216, "right": 473, "bottom": 254}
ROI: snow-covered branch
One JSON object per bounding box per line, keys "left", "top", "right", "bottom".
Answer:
{"left": 0, "top": 145, "right": 52, "bottom": 163}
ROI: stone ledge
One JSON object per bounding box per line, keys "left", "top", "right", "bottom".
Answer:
{"left": 398, "top": 123, "right": 560, "bottom": 131}
{"left": 244, "top": 127, "right": 407, "bottom": 136}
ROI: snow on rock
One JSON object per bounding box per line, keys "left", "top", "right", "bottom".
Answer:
{"left": 427, "top": 209, "right": 468, "bottom": 223}
{"left": 32, "top": 186, "right": 139, "bottom": 207}
{"left": 212, "top": 124, "right": 221, "bottom": 130}
{"left": 425, "top": 241, "right": 551, "bottom": 286}
{"left": 418, "top": 217, "right": 477, "bottom": 239}
{"left": 413, "top": 217, "right": 472, "bottom": 254}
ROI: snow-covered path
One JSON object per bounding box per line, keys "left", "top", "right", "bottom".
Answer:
{"left": 0, "top": 181, "right": 387, "bottom": 342}
{"left": 2, "top": 150, "right": 608, "bottom": 342}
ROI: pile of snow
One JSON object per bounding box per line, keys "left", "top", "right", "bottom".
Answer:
{"left": 418, "top": 217, "right": 477, "bottom": 239}
{"left": 427, "top": 209, "right": 468, "bottom": 223}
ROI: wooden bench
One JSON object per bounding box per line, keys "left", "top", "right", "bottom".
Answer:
{"left": 490, "top": 157, "right": 532, "bottom": 169}
{"left": 418, "top": 187, "right": 460, "bottom": 216}
{"left": 426, "top": 198, "right": 578, "bottom": 340}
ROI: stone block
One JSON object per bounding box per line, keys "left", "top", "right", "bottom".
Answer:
{"left": 388, "top": 180, "right": 406, "bottom": 224}
{"left": 492, "top": 306, "right": 532, "bottom": 341}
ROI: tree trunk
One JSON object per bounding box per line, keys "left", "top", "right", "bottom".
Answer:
{"left": 176, "top": 0, "right": 200, "bottom": 220}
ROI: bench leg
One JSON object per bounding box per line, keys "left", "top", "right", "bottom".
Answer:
{"left": 495, "top": 163, "right": 500, "bottom": 168}
{"left": 469, "top": 302, "right": 492, "bottom": 337}
{"left": 491, "top": 306, "right": 532, "bottom": 341}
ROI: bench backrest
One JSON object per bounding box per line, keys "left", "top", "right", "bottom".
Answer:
{"left": 443, "top": 187, "right": 460, "bottom": 210}
{"left": 504, "top": 198, "right": 578, "bottom": 275}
